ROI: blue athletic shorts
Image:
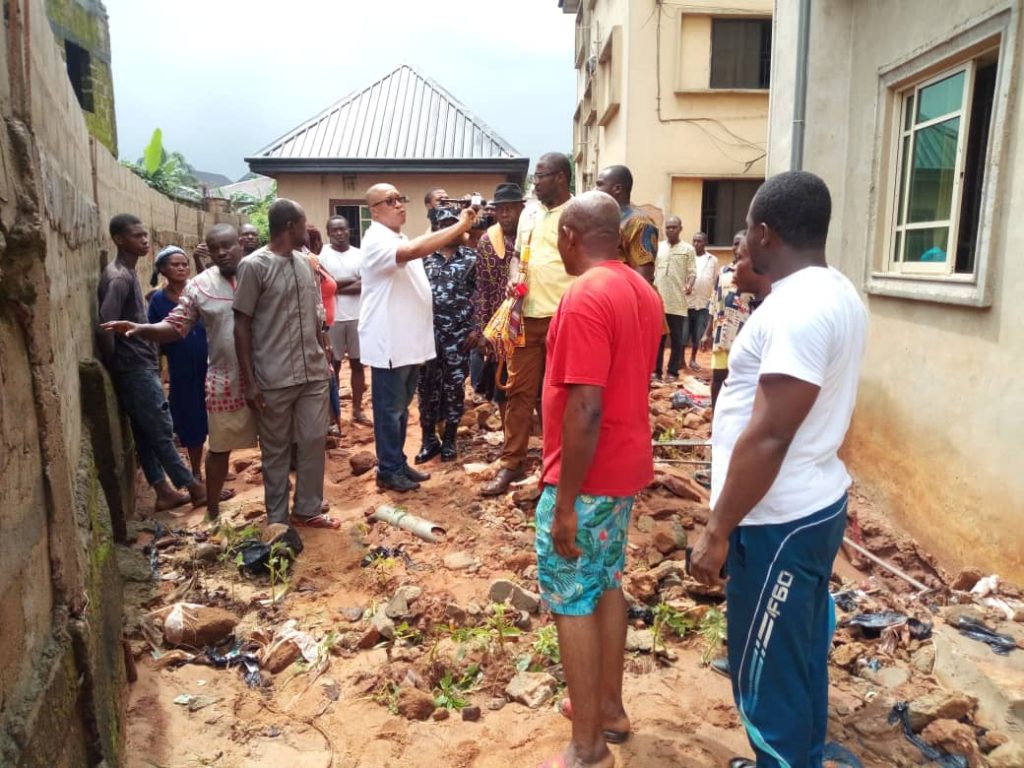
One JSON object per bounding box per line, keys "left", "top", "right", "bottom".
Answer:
{"left": 535, "top": 485, "right": 634, "bottom": 616}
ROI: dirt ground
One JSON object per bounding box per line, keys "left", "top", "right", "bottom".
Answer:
{"left": 121, "top": 353, "right": 1024, "bottom": 768}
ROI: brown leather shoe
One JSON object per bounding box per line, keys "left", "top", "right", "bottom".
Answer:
{"left": 481, "top": 467, "right": 525, "bottom": 497}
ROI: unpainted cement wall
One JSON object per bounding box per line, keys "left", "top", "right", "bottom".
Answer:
{"left": 0, "top": 1, "right": 244, "bottom": 764}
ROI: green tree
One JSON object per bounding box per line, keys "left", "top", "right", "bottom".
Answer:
{"left": 229, "top": 182, "right": 276, "bottom": 243}
{"left": 123, "top": 128, "right": 202, "bottom": 202}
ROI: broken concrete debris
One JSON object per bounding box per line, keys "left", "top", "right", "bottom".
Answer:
{"left": 505, "top": 671, "right": 557, "bottom": 709}
{"left": 489, "top": 579, "right": 540, "bottom": 614}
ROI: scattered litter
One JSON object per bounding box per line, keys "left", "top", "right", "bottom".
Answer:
{"left": 273, "top": 619, "right": 319, "bottom": 664}
{"left": 823, "top": 741, "right": 864, "bottom": 768}
{"left": 173, "top": 693, "right": 221, "bottom": 712}
{"left": 206, "top": 645, "right": 262, "bottom": 688}
{"left": 969, "top": 574, "right": 1000, "bottom": 598}
{"left": 953, "top": 615, "right": 1018, "bottom": 654}
{"left": 235, "top": 525, "right": 302, "bottom": 576}
{"left": 670, "top": 391, "right": 707, "bottom": 410}
{"left": 888, "top": 702, "right": 969, "bottom": 768}
{"left": 832, "top": 590, "right": 860, "bottom": 613}
{"left": 844, "top": 612, "right": 932, "bottom": 641}
{"left": 627, "top": 605, "right": 654, "bottom": 626}
{"left": 369, "top": 505, "right": 446, "bottom": 543}
{"left": 360, "top": 546, "right": 414, "bottom": 569}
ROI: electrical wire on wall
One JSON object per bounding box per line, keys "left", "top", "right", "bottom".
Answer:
{"left": 653, "top": 0, "right": 767, "bottom": 172}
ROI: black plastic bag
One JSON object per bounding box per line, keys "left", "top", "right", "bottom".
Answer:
{"left": 888, "top": 702, "right": 968, "bottom": 768}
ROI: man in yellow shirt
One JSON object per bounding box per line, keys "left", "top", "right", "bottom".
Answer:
{"left": 482, "top": 153, "right": 574, "bottom": 496}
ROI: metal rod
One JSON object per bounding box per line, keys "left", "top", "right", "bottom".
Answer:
{"left": 655, "top": 459, "right": 711, "bottom": 466}
{"left": 653, "top": 439, "right": 710, "bottom": 447}
{"left": 842, "top": 537, "right": 930, "bottom": 593}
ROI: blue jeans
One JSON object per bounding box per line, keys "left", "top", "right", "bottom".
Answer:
{"left": 726, "top": 494, "right": 847, "bottom": 768}
{"left": 371, "top": 364, "right": 420, "bottom": 476}
{"left": 111, "top": 369, "right": 196, "bottom": 489}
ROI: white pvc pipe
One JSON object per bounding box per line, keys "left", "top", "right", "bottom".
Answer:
{"left": 370, "top": 505, "right": 446, "bottom": 543}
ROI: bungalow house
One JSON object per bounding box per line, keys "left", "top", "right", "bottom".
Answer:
{"left": 245, "top": 64, "right": 529, "bottom": 245}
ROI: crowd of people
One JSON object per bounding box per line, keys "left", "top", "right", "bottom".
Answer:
{"left": 97, "top": 158, "right": 865, "bottom": 768}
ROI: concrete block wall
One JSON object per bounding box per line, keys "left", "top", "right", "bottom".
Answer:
{"left": 0, "top": 1, "right": 245, "bottom": 765}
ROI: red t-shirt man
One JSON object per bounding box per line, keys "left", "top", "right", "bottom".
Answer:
{"left": 541, "top": 260, "right": 664, "bottom": 495}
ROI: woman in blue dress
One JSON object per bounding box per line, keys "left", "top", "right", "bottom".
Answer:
{"left": 148, "top": 246, "right": 209, "bottom": 479}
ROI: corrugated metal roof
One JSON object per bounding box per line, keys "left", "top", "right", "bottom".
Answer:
{"left": 252, "top": 64, "right": 522, "bottom": 162}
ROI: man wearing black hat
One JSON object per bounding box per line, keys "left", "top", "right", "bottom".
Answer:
{"left": 471, "top": 182, "right": 525, "bottom": 404}
{"left": 414, "top": 207, "right": 478, "bottom": 463}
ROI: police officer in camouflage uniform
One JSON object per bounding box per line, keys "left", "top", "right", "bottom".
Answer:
{"left": 415, "top": 207, "right": 479, "bottom": 463}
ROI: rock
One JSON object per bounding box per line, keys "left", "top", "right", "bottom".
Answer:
{"left": 485, "top": 416, "right": 502, "bottom": 432}
{"left": 371, "top": 608, "right": 396, "bottom": 640}
{"left": 682, "top": 412, "right": 703, "bottom": 430}
{"left": 911, "top": 644, "right": 935, "bottom": 674}
{"left": 461, "top": 705, "right": 482, "bottom": 722}
{"left": 860, "top": 664, "right": 911, "bottom": 689}
{"left": 950, "top": 566, "right": 984, "bottom": 592}
{"left": 921, "top": 719, "right": 982, "bottom": 768}
{"left": 487, "top": 697, "right": 507, "bottom": 711}
{"left": 908, "top": 689, "right": 978, "bottom": 731}
{"left": 981, "top": 730, "right": 1009, "bottom": 753}
{"left": 154, "top": 604, "right": 239, "bottom": 648}
{"left": 194, "top": 542, "right": 223, "bottom": 563}
{"left": 489, "top": 579, "right": 540, "bottom": 614}
{"left": 512, "top": 486, "right": 541, "bottom": 504}
{"left": 264, "top": 640, "right": 302, "bottom": 673}
{"left": 444, "top": 551, "right": 478, "bottom": 571}
{"left": 443, "top": 602, "right": 468, "bottom": 625}
{"left": 349, "top": 450, "right": 377, "bottom": 476}
{"left": 463, "top": 462, "right": 494, "bottom": 480}
{"left": 625, "top": 571, "right": 658, "bottom": 602}
{"left": 243, "top": 506, "right": 264, "bottom": 520}
{"left": 320, "top": 678, "right": 340, "bottom": 701}
{"left": 941, "top": 605, "right": 988, "bottom": 628}
{"left": 340, "top": 606, "right": 366, "bottom": 622}
{"left": 831, "top": 642, "right": 867, "bottom": 669}
{"left": 669, "top": 523, "right": 689, "bottom": 551}
{"left": 396, "top": 687, "right": 435, "bottom": 721}
{"left": 625, "top": 627, "right": 655, "bottom": 653}
{"left": 652, "top": 528, "right": 682, "bottom": 555}
{"left": 505, "top": 672, "right": 557, "bottom": 709}
{"left": 636, "top": 515, "right": 655, "bottom": 534}
{"left": 650, "top": 560, "right": 687, "bottom": 586}
{"left": 432, "top": 708, "right": 450, "bottom": 721}
{"left": 385, "top": 586, "right": 423, "bottom": 619}
{"left": 467, "top": 602, "right": 484, "bottom": 618}
{"left": 988, "top": 741, "right": 1024, "bottom": 768}
{"left": 652, "top": 469, "right": 707, "bottom": 502}
{"left": 261, "top": 523, "right": 291, "bottom": 544}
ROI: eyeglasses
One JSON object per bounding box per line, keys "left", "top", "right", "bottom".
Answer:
{"left": 533, "top": 171, "right": 558, "bottom": 180}
{"left": 370, "top": 194, "right": 409, "bottom": 208}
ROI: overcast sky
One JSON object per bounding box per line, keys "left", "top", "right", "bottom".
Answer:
{"left": 103, "top": 0, "right": 577, "bottom": 182}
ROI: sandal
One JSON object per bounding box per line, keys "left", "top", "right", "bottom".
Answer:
{"left": 328, "top": 425, "right": 342, "bottom": 438}
{"left": 219, "top": 488, "right": 236, "bottom": 502}
{"left": 537, "top": 752, "right": 615, "bottom": 768}
{"left": 289, "top": 513, "right": 340, "bottom": 529}
{"left": 558, "top": 698, "right": 630, "bottom": 744}
{"left": 693, "top": 470, "right": 711, "bottom": 489}
{"left": 352, "top": 412, "right": 373, "bottom": 427}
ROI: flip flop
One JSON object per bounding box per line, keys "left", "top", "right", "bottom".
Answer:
{"left": 289, "top": 513, "right": 341, "bottom": 529}
{"left": 558, "top": 699, "right": 631, "bottom": 744}
{"left": 219, "top": 488, "right": 236, "bottom": 502}
{"left": 728, "top": 759, "right": 755, "bottom": 768}
{"left": 352, "top": 413, "right": 373, "bottom": 427}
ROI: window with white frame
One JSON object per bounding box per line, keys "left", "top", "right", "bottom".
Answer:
{"left": 888, "top": 50, "right": 998, "bottom": 276}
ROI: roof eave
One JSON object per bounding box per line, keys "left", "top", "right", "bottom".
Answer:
{"left": 245, "top": 156, "right": 530, "bottom": 182}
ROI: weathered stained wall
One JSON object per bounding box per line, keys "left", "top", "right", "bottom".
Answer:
{"left": 766, "top": 0, "right": 1024, "bottom": 580}
{"left": 45, "top": 0, "right": 117, "bottom": 154}
{"left": 0, "top": 1, "right": 244, "bottom": 764}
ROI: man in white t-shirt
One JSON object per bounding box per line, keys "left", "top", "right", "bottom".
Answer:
{"left": 318, "top": 216, "right": 369, "bottom": 425}
{"left": 360, "top": 183, "right": 477, "bottom": 493}
{"left": 690, "top": 171, "right": 867, "bottom": 768}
